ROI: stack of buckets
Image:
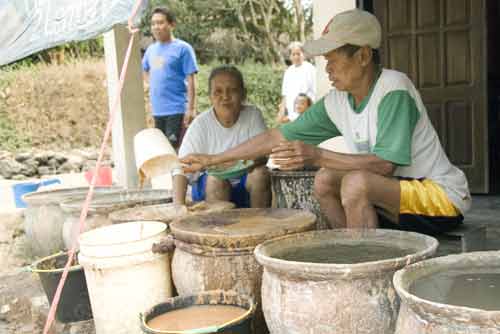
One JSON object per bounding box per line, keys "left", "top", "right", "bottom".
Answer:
{"left": 77, "top": 128, "right": 177, "bottom": 334}
{"left": 78, "top": 221, "right": 172, "bottom": 334}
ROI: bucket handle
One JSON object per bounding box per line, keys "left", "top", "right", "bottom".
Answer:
{"left": 151, "top": 234, "right": 175, "bottom": 254}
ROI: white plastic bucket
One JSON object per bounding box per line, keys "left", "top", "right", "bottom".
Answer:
{"left": 78, "top": 221, "right": 172, "bottom": 334}
{"left": 134, "top": 128, "right": 180, "bottom": 188}
{"left": 268, "top": 137, "right": 350, "bottom": 169}
{"left": 318, "top": 136, "right": 350, "bottom": 153}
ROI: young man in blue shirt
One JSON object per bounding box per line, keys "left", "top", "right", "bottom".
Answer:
{"left": 142, "top": 7, "right": 198, "bottom": 149}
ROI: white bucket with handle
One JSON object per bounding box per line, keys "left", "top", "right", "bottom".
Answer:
{"left": 134, "top": 128, "right": 180, "bottom": 189}
{"left": 78, "top": 221, "right": 172, "bottom": 334}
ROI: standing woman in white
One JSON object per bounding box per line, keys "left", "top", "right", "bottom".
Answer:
{"left": 277, "top": 41, "right": 316, "bottom": 123}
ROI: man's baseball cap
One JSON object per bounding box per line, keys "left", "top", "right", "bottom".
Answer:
{"left": 304, "top": 9, "right": 382, "bottom": 56}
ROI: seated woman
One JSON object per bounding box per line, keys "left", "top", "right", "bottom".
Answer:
{"left": 172, "top": 65, "right": 271, "bottom": 208}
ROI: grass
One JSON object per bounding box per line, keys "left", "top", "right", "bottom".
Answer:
{"left": 0, "top": 59, "right": 285, "bottom": 152}
{"left": 0, "top": 67, "right": 31, "bottom": 151}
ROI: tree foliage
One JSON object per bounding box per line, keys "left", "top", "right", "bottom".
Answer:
{"left": 2, "top": 37, "right": 104, "bottom": 70}
{"left": 143, "top": 0, "right": 313, "bottom": 64}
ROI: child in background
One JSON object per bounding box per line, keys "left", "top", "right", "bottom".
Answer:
{"left": 294, "top": 93, "right": 312, "bottom": 116}
{"left": 276, "top": 41, "right": 316, "bottom": 124}
{"left": 267, "top": 93, "right": 314, "bottom": 170}
{"left": 278, "top": 93, "right": 313, "bottom": 124}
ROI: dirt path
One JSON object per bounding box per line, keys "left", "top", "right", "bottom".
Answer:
{"left": 0, "top": 210, "right": 95, "bottom": 333}
{"left": 0, "top": 211, "right": 30, "bottom": 275}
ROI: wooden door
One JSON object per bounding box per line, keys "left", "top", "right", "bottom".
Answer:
{"left": 373, "top": 0, "right": 489, "bottom": 193}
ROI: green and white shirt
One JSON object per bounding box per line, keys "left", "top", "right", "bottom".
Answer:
{"left": 280, "top": 69, "right": 471, "bottom": 215}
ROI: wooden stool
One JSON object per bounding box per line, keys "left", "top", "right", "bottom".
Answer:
{"left": 441, "top": 224, "right": 487, "bottom": 252}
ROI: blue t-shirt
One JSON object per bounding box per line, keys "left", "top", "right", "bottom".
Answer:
{"left": 142, "top": 39, "right": 198, "bottom": 116}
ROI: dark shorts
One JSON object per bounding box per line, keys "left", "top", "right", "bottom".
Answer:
{"left": 191, "top": 172, "right": 250, "bottom": 208}
{"left": 378, "top": 213, "right": 463, "bottom": 236}
{"left": 154, "top": 114, "right": 184, "bottom": 148}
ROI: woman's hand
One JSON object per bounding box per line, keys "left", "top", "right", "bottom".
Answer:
{"left": 180, "top": 154, "right": 213, "bottom": 173}
{"left": 212, "top": 161, "right": 238, "bottom": 170}
{"left": 270, "top": 141, "right": 320, "bottom": 170}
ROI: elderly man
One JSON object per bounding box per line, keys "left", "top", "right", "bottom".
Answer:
{"left": 181, "top": 9, "right": 470, "bottom": 233}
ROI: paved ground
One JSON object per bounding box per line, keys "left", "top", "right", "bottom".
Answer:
{"left": 433, "top": 196, "right": 500, "bottom": 256}
{"left": 464, "top": 195, "right": 500, "bottom": 250}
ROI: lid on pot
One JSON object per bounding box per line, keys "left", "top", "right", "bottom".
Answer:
{"left": 109, "top": 200, "right": 235, "bottom": 223}
{"left": 60, "top": 189, "right": 172, "bottom": 213}
{"left": 170, "top": 208, "right": 316, "bottom": 248}
{"left": 23, "top": 186, "right": 121, "bottom": 205}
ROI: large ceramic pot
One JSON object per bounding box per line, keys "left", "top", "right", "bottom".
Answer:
{"left": 61, "top": 189, "right": 171, "bottom": 249}
{"left": 23, "top": 186, "right": 121, "bottom": 257}
{"left": 394, "top": 251, "right": 500, "bottom": 334}
{"left": 170, "top": 208, "right": 317, "bottom": 334}
{"left": 254, "top": 229, "right": 438, "bottom": 334}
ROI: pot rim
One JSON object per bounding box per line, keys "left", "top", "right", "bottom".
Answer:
{"left": 22, "top": 186, "right": 121, "bottom": 206}
{"left": 109, "top": 202, "right": 185, "bottom": 223}
{"left": 140, "top": 290, "right": 256, "bottom": 334}
{"left": 393, "top": 251, "right": 500, "bottom": 324}
{"left": 29, "top": 251, "right": 82, "bottom": 273}
{"left": 269, "top": 169, "right": 319, "bottom": 176}
{"left": 254, "top": 229, "right": 438, "bottom": 280}
{"left": 59, "top": 189, "right": 172, "bottom": 213}
{"left": 170, "top": 208, "right": 317, "bottom": 249}
{"left": 78, "top": 220, "right": 167, "bottom": 248}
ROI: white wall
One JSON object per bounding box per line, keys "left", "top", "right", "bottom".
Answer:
{"left": 313, "top": 0, "right": 357, "bottom": 98}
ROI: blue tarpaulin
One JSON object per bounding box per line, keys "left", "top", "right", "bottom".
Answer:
{"left": 0, "top": 0, "right": 147, "bottom": 66}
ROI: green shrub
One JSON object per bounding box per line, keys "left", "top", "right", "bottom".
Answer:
{"left": 197, "top": 63, "right": 284, "bottom": 128}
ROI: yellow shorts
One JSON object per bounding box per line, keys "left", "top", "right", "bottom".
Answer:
{"left": 379, "top": 179, "right": 462, "bottom": 235}
{"left": 400, "top": 179, "right": 460, "bottom": 217}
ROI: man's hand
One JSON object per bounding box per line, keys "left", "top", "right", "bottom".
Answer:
{"left": 180, "top": 154, "right": 213, "bottom": 173}
{"left": 270, "top": 141, "right": 320, "bottom": 170}
{"left": 183, "top": 109, "right": 196, "bottom": 127}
